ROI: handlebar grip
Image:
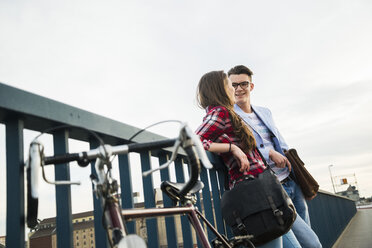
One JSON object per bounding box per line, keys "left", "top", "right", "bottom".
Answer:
{"left": 27, "top": 166, "right": 39, "bottom": 228}
{"left": 127, "top": 139, "right": 176, "bottom": 153}
{"left": 44, "top": 153, "right": 81, "bottom": 165}
{"left": 27, "top": 143, "right": 41, "bottom": 228}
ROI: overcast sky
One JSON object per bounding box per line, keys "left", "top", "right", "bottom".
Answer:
{"left": 1, "top": 0, "right": 372, "bottom": 236}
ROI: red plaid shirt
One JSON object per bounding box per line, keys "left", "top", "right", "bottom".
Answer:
{"left": 195, "top": 106, "right": 266, "bottom": 188}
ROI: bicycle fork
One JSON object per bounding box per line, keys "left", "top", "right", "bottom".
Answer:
{"left": 103, "top": 196, "right": 126, "bottom": 246}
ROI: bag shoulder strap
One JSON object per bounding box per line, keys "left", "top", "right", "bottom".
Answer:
{"left": 255, "top": 148, "right": 276, "bottom": 174}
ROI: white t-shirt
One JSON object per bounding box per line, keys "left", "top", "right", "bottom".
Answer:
{"left": 239, "top": 111, "right": 290, "bottom": 181}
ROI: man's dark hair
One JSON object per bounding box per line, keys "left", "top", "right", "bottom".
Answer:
{"left": 227, "top": 65, "right": 254, "bottom": 77}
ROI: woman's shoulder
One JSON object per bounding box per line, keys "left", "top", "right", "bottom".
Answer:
{"left": 204, "top": 106, "right": 230, "bottom": 122}
{"left": 207, "top": 105, "right": 229, "bottom": 114}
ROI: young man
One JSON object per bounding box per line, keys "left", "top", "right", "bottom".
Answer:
{"left": 228, "top": 65, "right": 322, "bottom": 248}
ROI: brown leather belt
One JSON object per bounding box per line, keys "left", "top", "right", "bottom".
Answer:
{"left": 281, "top": 177, "right": 291, "bottom": 184}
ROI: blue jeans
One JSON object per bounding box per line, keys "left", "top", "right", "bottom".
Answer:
{"left": 282, "top": 179, "right": 322, "bottom": 248}
{"left": 257, "top": 237, "right": 282, "bottom": 248}
{"left": 282, "top": 229, "right": 301, "bottom": 248}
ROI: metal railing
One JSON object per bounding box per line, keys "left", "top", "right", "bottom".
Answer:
{"left": 308, "top": 190, "right": 357, "bottom": 248}
{"left": 0, "top": 82, "right": 356, "bottom": 248}
{"left": 0, "top": 82, "right": 228, "bottom": 248}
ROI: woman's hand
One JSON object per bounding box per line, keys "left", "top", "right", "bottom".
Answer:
{"left": 231, "top": 144, "right": 250, "bottom": 172}
{"left": 269, "top": 149, "right": 291, "bottom": 171}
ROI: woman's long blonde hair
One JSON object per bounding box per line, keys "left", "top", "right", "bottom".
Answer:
{"left": 196, "top": 70, "right": 256, "bottom": 152}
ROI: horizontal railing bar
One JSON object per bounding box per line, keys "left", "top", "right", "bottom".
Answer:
{"left": 317, "top": 189, "right": 355, "bottom": 201}
{"left": 0, "top": 83, "right": 161, "bottom": 143}
{"left": 0, "top": 82, "right": 184, "bottom": 155}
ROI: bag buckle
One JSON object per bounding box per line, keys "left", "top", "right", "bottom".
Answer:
{"left": 234, "top": 213, "right": 248, "bottom": 235}
{"left": 273, "top": 209, "right": 283, "bottom": 217}
{"left": 237, "top": 222, "right": 246, "bottom": 231}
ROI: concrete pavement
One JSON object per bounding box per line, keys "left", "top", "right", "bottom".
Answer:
{"left": 333, "top": 208, "right": 372, "bottom": 248}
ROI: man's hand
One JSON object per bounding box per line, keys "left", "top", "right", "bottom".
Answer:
{"left": 269, "top": 149, "right": 291, "bottom": 171}
{"left": 231, "top": 144, "right": 250, "bottom": 172}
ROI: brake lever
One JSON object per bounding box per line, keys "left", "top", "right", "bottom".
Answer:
{"left": 142, "top": 122, "right": 213, "bottom": 177}
{"left": 29, "top": 140, "right": 81, "bottom": 186}
{"left": 142, "top": 122, "right": 189, "bottom": 177}
{"left": 183, "top": 124, "right": 213, "bottom": 169}
{"left": 142, "top": 138, "right": 182, "bottom": 177}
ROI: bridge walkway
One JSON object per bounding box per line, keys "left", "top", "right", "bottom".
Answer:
{"left": 333, "top": 208, "right": 372, "bottom": 248}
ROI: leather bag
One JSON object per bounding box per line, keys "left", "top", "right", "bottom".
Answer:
{"left": 220, "top": 168, "right": 296, "bottom": 246}
{"left": 285, "top": 148, "right": 319, "bottom": 200}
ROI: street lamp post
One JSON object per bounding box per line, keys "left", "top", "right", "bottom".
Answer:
{"left": 328, "top": 164, "right": 336, "bottom": 193}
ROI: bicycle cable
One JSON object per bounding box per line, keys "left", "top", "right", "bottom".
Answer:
{"left": 128, "top": 120, "right": 182, "bottom": 142}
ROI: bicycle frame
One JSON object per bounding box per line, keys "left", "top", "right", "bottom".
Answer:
{"left": 92, "top": 151, "right": 229, "bottom": 248}
{"left": 120, "top": 203, "right": 231, "bottom": 248}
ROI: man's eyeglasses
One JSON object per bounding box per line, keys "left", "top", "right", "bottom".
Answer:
{"left": 232, "top": 81, "right": 250, "bottom": 89}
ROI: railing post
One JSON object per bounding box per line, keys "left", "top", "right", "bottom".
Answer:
{"left": 200, "top": 167, "right": 215, "bottom": 241}
{"left": 53, "top": 130, "right": 73, "bottom": 248}
{"left": 5, "top": 119, "right": 25, "bottom": 248}
{"left": 159, "top": 153, "right": 178, "bottom": 247}
{"left": 90, "top": 140, "right": 109, "bottom": 248}
{"left": 118, "top": 153, "right": 135, "bottom": 233}
{"left": 140, "top": 151, "right": 159, "bottom": 248}
{"left": 174, "top": 158, "right": 193, "bottom": 247}
{"left": 209, "top": 169, "right": 225, "bottom": 234}
{"left": 217, "top": 170, "right": 233, "bottom": 238}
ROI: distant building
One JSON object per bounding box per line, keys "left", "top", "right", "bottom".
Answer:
{"left": 336, "top": 185, "right": 360, "bottom": 202}
{"left": 28, "top": 190, "right": 198, "bottom": 248}
{"left": 29, "top": 211, "right": 95, "bottom": 248}
{"left": 0, "top": 236, "right": 5, "bottom": 248}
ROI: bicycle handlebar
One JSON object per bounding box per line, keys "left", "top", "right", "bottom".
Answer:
{"left": 43, "top": 139, "right": 177, "bottom": 166}
{"left": 25, "top": 122, "right": 213, "bottom": 229}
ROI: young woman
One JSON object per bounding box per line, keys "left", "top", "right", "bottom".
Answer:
{"left": 195, "top": 70, "right": 282, "bottom": 248}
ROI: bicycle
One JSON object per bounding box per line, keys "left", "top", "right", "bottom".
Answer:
{"left": 25, "top": 122, "right": 255, "bottom": 248}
